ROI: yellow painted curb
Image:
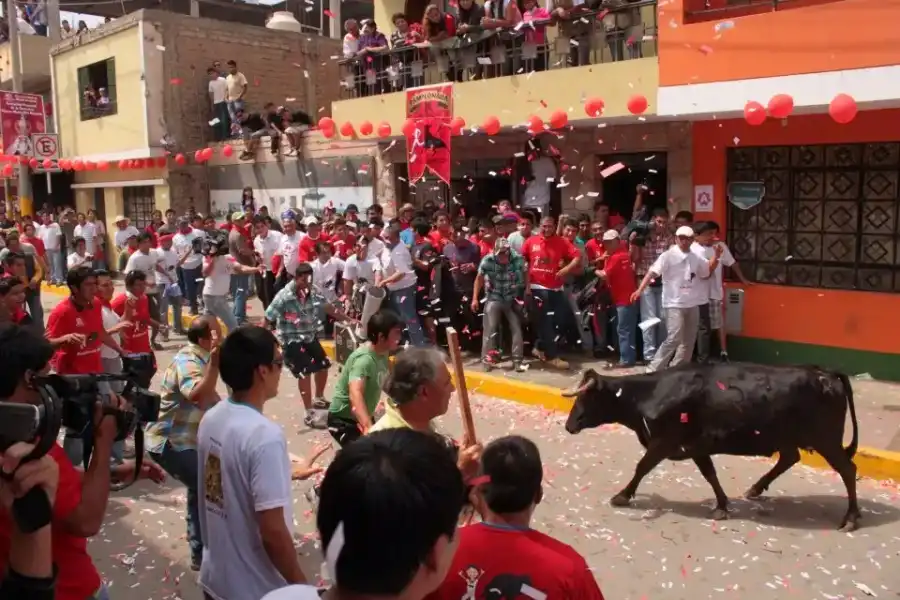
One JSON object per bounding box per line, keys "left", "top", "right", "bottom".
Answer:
{"left": 41, "top": 283, "right": 900, "bottom": 483}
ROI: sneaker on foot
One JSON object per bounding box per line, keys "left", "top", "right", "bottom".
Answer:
{"left": 304, "top": 411, "right": 328, "bottom": 429}
{"left": 720, "top": 351, "right": 730, "bottom": 362}
{"left": 513, "top": 361, "right": 527, "bottom": 373}
{"left": 190, "top": 558, "right": 202, "bottom": 572}
{"left": 482, "top": 355, "right": 500, "bottom": 367}
{"left": 544, "top": 357, "right": 569, "bottom": 370}
{"left": 312, "top": 397, "right": 330, "bottom": 410}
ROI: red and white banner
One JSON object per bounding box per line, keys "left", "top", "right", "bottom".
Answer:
{"left": 405, "top": 84, "right": 452, "bottom": 185}
{"left": 0, "top": 92, "right": 47, "bottom": 157}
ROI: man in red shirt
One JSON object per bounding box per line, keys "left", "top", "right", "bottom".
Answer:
{"left": 520, "top": 216, "right": 581, "bottom": 370}
{"left": 428, "top": 435, "right": 606, "bottom": 600}
{"left": 298, "top": 216, "right": 332, "bottom": 263}
{"left": 427, "top": 210, "right": 452, "bottom": 252}
{"left": 111, "top": 270, "right": 161, "bottom": 387}
{"left": 595, "top": 229, "right": 637, "bottom": 367}
{"left": 330, "top": 217, "right": 356, "bottom": 260}
{"left": 469, "top": 218, "right": 495, "bottom": 258}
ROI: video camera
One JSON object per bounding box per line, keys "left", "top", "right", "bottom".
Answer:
{"left": 0, "top": 371, "right": 160, "bottom": 533}
{"left": 192, "top": 228, "right": 229, "bottom": 257}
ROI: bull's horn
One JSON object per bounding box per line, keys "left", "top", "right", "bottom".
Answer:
{"left": 561, "top": 380, "right": 595, "bottom": 397}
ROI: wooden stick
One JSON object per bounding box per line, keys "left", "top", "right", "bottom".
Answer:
{"left": 445, "top": 327, "right": 477, "bottom": 444}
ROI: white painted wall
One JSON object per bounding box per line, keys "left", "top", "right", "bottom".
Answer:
{"left": 210, "top": 186, "right": 374, "bottom": 219}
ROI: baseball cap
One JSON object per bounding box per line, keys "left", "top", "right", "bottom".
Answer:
{"left": 114, "top": 215, "right": 128, "bottom": 223}
{"left": 675, "top": 225, "right": 695, "bottom": 237}
{"left": 602, "top": 229, "right": 619, "bottom": 241}
{"left": 231, "top": 211, "right": 246, "bottom": 221}
{"left": 345, "top": 204, "right": 359, "bottom": 213}
{"left": 400, "top": 203, "right": 415, "bottom": 213}
{"left": 281, "top": 209, "right": 297, "bottom": 221}
{"left": 302, "top": 215, "right": 319, "bottom": 226}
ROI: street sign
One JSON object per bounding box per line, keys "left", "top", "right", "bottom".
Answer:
{"left": 30, "top": 133, "right": 61, "bottom": 173}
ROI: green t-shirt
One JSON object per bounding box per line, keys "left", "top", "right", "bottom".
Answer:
{"left": 329, "top": 345, "right": 389, "bottom": 422}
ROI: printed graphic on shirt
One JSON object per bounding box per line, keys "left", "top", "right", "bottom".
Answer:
{"left": 458, "top": 568, "right": 546, "bottom": 600}
{"left": 204, "top": 452, "right": 225, "bottom": 509}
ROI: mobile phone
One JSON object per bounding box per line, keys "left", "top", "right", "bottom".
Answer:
{"left": 0, "top": 402, "right": 41, "bottom": 448}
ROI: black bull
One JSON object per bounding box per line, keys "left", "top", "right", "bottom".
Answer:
{"left": 563, "top": 363, "right": 861, "bottom": 531}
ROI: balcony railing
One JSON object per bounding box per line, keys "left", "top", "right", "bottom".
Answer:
{"left": 337, "top": 0, "right": 657, "bottom": 99}
{"left": 80, "top": 100, "right": 118, "bottom": 121}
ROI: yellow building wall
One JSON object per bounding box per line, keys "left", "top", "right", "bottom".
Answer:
{"left": 331, "top": 58, "right": 658, "bottom": 133}
{"left": 52, "top": 24, "right": 147, "bottom": 158}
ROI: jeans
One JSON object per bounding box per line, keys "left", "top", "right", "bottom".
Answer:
{"left": 226, "top": 99, "right": 245, "bottom": 135}
{"left": 157, "top": 283, "right": 184, "bottom": 331}
{"left": 529, "top": 288, "right": 570, "bottom": 360}
{"left": 615, "top": 303, "right": 638, "bottom": 365}
{"left": 150, "top": 443, "right": 202, "bottom": 565}
{"left": 481, "top": 300, "right": 524, "bottom": 360}
{"left": 212, "top": 101, "right": 230, "bottom": 141}
{"left": 389, "top": 284, "right": 426, "bottom": 346}
{"left": 25, "top": 288, "right": 43, "bottom": 334}
{"left": 649, "top": 306, "right": 700, "bottom": 372}
{"left": 696, "top": 302, "right": 712, "bottom": 364}
{"left": 230, "top": 274, "right": 250, "bottom": 324}
{"left": 639, "top": 285, "right": 666, "bottom": 362}
{"left": 180, "top": 266, "right": 202, "bottom": 313}
{"left": 46, "top": 249, "right": 64, "bottom": 283}
{"left": 204, "top": 294, "right": 238, "bottom": 333}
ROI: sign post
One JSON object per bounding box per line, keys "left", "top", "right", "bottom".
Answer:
{"left": 31, "top": 133, "right": 61, "bottom": 174}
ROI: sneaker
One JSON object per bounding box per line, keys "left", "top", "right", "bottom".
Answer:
{"left": 513, "top": 361, "right": 527, "bottom": 373}
{"left": 312, "top": 397, "right": 330, "bottom": 410}
{"left": 482, "top": 355, "right": 500, "bottom": 367}
{"left": 190, "top": 558, "right": 202, "bottom": 572}
{"left": 720, "top": 351, "right": 730, "bottom": 363}
{"left": 543, "top": 357, "right": 569, "bottom": 370}
{"left": 304, "top": 411, "right": 328, "bottom": 430}
{"left": 304, "top": 486, "right": 321, "bottom": 510}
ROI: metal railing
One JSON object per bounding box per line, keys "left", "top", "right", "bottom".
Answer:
{"left": 80, "top": 100, "right": 117, "bottom": 121}
{"left": 337, "top": 0, "right": 657, "bottom": 99}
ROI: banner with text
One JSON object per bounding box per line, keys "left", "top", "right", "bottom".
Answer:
{"left": 405, "top": 84, "right": 453, "bottom": 185}
{"left": 0, "top": 92, "right": 47, "bottom": 158}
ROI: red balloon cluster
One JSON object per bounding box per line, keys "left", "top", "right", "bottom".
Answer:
{"left": 767, "top": 94, "right": 794, "bottom": 119}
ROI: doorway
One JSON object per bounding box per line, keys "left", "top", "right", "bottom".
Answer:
{"left": 599, "top": 152, "right": 667, "bottom": 220}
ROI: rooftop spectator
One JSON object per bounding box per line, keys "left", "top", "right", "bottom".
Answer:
{"left": 342, "top": 18, "right": 360, "bottom": 57}
{"left": 390, "top": 12, "right": 424, "bottom": 46}
{"left": 225, "top": 60, "right": 248, "bottom": 135}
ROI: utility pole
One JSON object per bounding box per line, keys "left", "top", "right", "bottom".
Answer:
{"left": 6, "top": 0, "right": 33, "bottom": 218}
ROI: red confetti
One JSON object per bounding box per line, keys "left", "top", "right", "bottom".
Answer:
{"left": 680, "top": 413, "right": 688, "bottom": 423}
{"left": 324, "top": 8, "right": 334, "bottom": 17}
{"left": 169, "top": 77, "right": 182, "bottom": 85}
{"left": 716, "top": 381, "right": 727, "bottom": 391}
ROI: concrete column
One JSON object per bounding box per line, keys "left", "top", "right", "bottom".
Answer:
{"left": 190, "top": 0, "right": 200, "bottom": 17}
{"left": 666, "top": 122, "right": 693, "bottom": 215}
{"left": 329, "top": 0, "right": 341, "bottom": 39}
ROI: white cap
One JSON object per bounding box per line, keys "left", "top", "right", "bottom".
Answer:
{"left": 114, "top": 215, "right": 128, "bottom": 223}
{"left": 675, "top": 225, "right": 695, "bottom": 237}
{"left": 302, "top": 216, "right": 319, "bottom": 226}
{"left": 602, "top": 229, "right": 619, "bottom": 241}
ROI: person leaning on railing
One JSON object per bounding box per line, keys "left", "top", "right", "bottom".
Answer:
{"left": 422, "top": 3, "right": 456, "bottom": 42}
{"left": 553, "top": 0, "right": 602, "bottom": 66}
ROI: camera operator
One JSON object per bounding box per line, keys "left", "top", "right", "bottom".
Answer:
{"left": 202, "top": 229, "right": 263, "bottom": 333}
{"left": 0, "top": 440, "right": 59, "bottom": 600}
{"left": 0, "top": 324, "right": 164, "bottom": 600}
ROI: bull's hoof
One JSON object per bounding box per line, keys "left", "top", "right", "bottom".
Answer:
{"left": 609, "top": 493, "right": 631, "bottom": 507}
{"left": 744, "top": 485, "right": 763, "bottom": 499}
{"left": 710, "top": 508, "right": 729, "bottom": 521}
{"left": 839, "top": 513, "right": 860, "bottom": 533}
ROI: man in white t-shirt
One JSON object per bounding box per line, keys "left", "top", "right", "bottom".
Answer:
{"left": 73, "top": 212, "right": 97, "bottom": 255}
{"left": 113, "top": 215, "right": 140, "bottom": 250}
{"left": 276, "top": 211, "right": 304, "bottom": 291}
{"left": 172, "top": 218, "right": 205, "bottom": 315}
{"left": 207, "top": 66, "right": 230, "bottom": 142}
{"left": 522, "top": 138, "right": 558, "bottom": 217}
{"left": 630, "top": 225, "right": 722, "bottom": 372}
{"left": 378, "top": 221, "right": 425, "bottom": 346}
{"left": 202, "top": 238, "right": 262, "bottom": 334}
{"left": 342, "top": 237, "right": 382, "bottom": 312}
{"left": 155, "top": 234, "right": 184, "bottom": 336}
{"left": 311, "top": 241, "right": 345, "bottom": 305}
{"left": 125, "top": 232, "right": 167, "bottom": 348}
{"left": 198, "top": 326, "right": 325, "bottom": 600}
{"left": 692, "top": 221, "right": 752, "bottom": 362}
{"left": 253, "top": 216, "right": 285, "bottom": 309}
{"left": 37, "top": 213, "right": 63, "bottom": 284}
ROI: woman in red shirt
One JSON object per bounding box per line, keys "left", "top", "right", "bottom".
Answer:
{"left": 595, "top": 229, "right": 637, "bottom": 367}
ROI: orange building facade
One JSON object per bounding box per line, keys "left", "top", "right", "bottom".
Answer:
{"left": 656, "top": 0, "right": 900, "bottom": 379}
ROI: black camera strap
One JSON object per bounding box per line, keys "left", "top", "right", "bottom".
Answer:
{"left": 82, "top": 419, "right": 146, "bottom": 492}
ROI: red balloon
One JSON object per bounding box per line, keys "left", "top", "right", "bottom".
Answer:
{"left": 339, "top": 122, "right": 354, "bottom": 137}
{"left": 222, "top": 144, "right": 234, "bottom": 157}
{"left": 829, "top": 93, "right": 857, "bottom": 124}
{"left": 2, "top": 164, "right": 12, "bottom": 177}
{"left": 42, "top": 158, "right": 53, "bottom": 170}
{"left": 28, "top": 158, "right": 38, "bottom": 169}
{"left": 202, "top": 147, "right": 214, "bottom": 161}
{"left": 155, "top": 156, "right": 167, "bottom": 168}
{"left": 359, "top": 121, "right": 374, "bottom": 136}
{"left": 627, "top": 94, "right": 648, "bottom": 115}
{"left": 318, "top": 117, "right": 335, "bottom": 131}
{"left": 321, "top": 126, "right": 335, "bottom": 139}
{"left": 84, "top": 161, "right": 96, "bottom": 171}
{"left": 117, "top": 160, "right": 128, "bottom": 170}
{"left": 527, "top": 115, "right": 544, "bottom": 134}
{"left": 377, "top": 122, "right": 392, "bottom": 138}
{"left": 59, "top": 159, "right": 70, "bottom": 170}
{"left": 97, "top": 160, "right": 109, "bottom": 171}
{"left": 744, "top": 101, "right": 766, "bottom": 126}
{"left": 483, "top": 116, "right": 501, "bottom": 136}
{"left": 585, "top": 97, "right": 605, "bottom": 117}
{"left": 401, "top": 118, "right": 417, "bottom": 138}
{"left": 175, "top": 153, "right": 186, "bottom": 166}
{"left": 449, "top": 116, "right": 466, "bottom": 136}
{"left": 194, "top": 150, "right": 203, "bottom": 163}
{"left": 767, "top": 94, "right": 794, "bottom": 119}
{"left": 72, "top": 159, "right": 84, "bottom": 171}
{"left": 549, "top": 110, "right": 568, "bottom": 129}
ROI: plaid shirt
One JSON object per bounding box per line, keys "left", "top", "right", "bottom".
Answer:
{"left": 478, "top": 251, "right": 526, "bottom": 302}
{"left": 265, "top": 280, "right": 325, "bottom": 344}
{"left": 638, "top": 233, "right": 673, "bottom": 277}
{"left": 145, "top": 343, "right": 212, "bottom": 452}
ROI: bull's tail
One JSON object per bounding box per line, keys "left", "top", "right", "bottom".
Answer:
{"left": 838, "top": 372, "right": 859, "bottom": 459}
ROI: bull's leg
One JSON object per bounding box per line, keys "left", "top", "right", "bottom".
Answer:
{"left": 813, "top": 443, "right": 861, "bottom": 532}
{"left": 745, "top": 447, "right": 801, "bottom": 499}
{"left": 610, "top": 443, "right": 670, "bottom": 507}
{"left": 693, "top": 455, "right": 729, "bottom": 520}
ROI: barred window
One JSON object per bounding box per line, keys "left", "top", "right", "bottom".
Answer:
{"left": 123, "top": 186, "right": 156, "bottom": 231}
{"left": 727, "top": 143, "right": 900, "bottom": 293}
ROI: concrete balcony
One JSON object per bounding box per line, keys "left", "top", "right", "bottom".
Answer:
{"left": 331, "top": 0, "right": 658, "bottom": 132}
{"left": 0, "top": 34, "right": 53, "bottom": 90}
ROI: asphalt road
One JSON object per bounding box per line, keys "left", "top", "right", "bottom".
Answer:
{"left": 85, "top": 334, "right": 900, "bottom": 600}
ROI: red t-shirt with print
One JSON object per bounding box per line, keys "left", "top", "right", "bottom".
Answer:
{"left": 45, "top": 297, "right": 104, "bottom": 374}
{"left": 603, "top": 246, "right": 637, "bottom": 306}
{"left": 426, "top": 523, "right": 605, "bottom": 600}
{"left": 110, "top": 293, "right": 153, "bottom": 353}
{"left": 521, "top": 234, "right": 579, "bottom": 290}
{"left": 0, "top": 444, "right": 103, "bottom": 600}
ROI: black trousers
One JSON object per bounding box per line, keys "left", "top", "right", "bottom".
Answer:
{"left": 255, "top": 271, "right": 277, "bottom": 310}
